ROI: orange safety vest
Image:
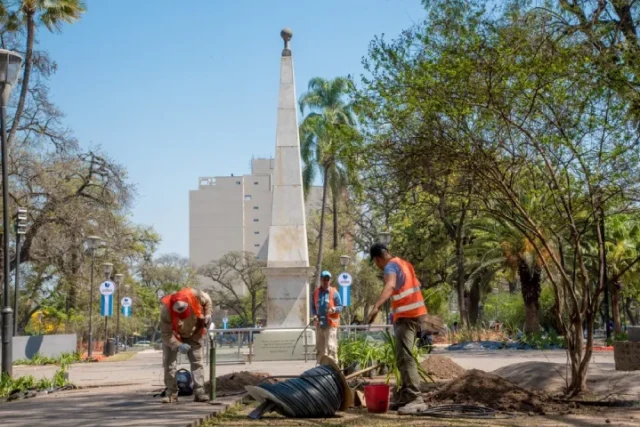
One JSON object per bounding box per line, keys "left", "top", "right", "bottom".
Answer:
{"left": 313, "top": 286, "right": 340, "bottom": 328}
{"left": 389, "top": 257, "right": 428, "bottom": 321}
{"left": 161, "top": 288, "right": 204, "bottom": 341}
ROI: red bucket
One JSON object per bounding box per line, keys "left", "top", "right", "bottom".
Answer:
{"left": 363, "top": 384, "right": 391, "bottom": 413}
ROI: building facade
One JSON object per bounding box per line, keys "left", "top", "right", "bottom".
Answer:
{"left": 189, "top": 158, "right": 321, "bottom": 292}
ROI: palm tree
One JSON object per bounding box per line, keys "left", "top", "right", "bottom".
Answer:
{"left": 299, "top": 77, "right": 357, "bottom": 285}
{"left": 8, "top": 0, "right": 86, "bottom": 146}
{"left": 472, "top": 218, "right": 543, "bottom": 334}
{"left": 299, "top": 77, "right": 355, "bottom": 251}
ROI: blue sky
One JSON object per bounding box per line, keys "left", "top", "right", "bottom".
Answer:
{"left": 39, "top": 0, "right": 426, "bottom": 257}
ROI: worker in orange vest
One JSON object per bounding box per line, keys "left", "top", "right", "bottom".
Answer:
{"left": 159, "top": 287, "right": 212, "bottom": 403}
{"left": 367, "top": 243, "right": 427, "bottom": 415}
{"left": 312, "top": 271, "right": 343, "bottom": 364}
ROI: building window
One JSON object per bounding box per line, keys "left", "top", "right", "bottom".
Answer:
{"left": 254, "top": 231, "right": 260, "bottom": 235}
{"left": 236, "top": 181, "right": 241, "bottom": 185}
{"left": 254, "top": 181, "right": 259, "bottom": 185}
{"left": 253, "top": 219, "right": 259, "bottom": 222}
{"left": 245, "top": 195, "right": 252, "bottom": 200}
{"left": 254, "top": 244, "right": 260, "bottom": 247}
{"left": 253, "top": 206, "right": 259, "bottom": 210}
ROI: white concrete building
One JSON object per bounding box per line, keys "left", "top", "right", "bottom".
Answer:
{"left": 189, "top": 157, "right": 321, "bottom": 292}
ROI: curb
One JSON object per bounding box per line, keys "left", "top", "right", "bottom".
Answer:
{"left": 185, "top": 393, "right": 250, "bottom": 427}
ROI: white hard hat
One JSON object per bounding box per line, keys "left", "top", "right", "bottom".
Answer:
{"left": 172, "top": 300, "right": 189, "bottom": 313}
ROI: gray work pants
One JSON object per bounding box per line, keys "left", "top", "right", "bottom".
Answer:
{"left": 163, "top": 336, "right": 204, "bottom": 396}
{"left": 394, "top": 317, "right": 423, "bottom": 404}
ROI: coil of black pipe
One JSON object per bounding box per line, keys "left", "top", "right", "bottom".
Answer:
{"left": 255, "top": 364, "right": 345, "bottom": 418}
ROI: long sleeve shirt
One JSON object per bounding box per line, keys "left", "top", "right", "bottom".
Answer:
{"left": 311, "top": 287, "right": 343, "bottom": 328}
{"left": 160, "top": 289, "right": 212, "bottom": 350}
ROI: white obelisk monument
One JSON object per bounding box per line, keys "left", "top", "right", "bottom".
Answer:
{"left": 253, "top": 28, "right": 314, "bottom": 360}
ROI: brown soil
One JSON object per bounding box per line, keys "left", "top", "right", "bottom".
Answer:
{"left": 206, "top": 371, "right": 271, "bottom": 393}
{"left": 427, "top": 369, "right": 550, "bottom": 413}
{"left": 420, "top": 355, "right": 466, "bottom": 380}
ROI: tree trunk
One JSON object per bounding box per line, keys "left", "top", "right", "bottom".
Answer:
{"left": 612, "top": 281, "right": 622, "bottom": 334}
{"left": 625, "top": 298, "right": 637, "bottom": 326}
{"left": 313, "top": 167, "right": 330, "bottom": 288}
{"left": 455, "top": 234, "right": 466, "bottom": 327}
{"left": 332, "top": 187, "right": 339, "bottom": 250}
{"left": 518, "top": 259, "right": 541, "bottom": 335}
{"left": 468, "top": 278, "right": 481, "bottom": 326}
{"left": 7, "top": 11, "right": 35, "bottom": 146}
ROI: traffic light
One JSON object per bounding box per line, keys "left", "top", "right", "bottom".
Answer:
{"left": 15, "top": 207, "right": 27, "bottom": 235}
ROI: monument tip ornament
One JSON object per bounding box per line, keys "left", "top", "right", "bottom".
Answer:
{"left": 280, "top": 28, "right": 293, "bottom": 56}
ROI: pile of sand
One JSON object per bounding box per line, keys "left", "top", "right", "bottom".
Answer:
{"left": 420, "top": 355, "right": 466, "bottom": 380}
{"left": 206, "top": 371, "right": 271, "bottom": 393}
{"left": 428, "top": 369, "right": 546, "bottom": 413}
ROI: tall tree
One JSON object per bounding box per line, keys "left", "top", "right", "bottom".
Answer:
{"left": 299, "top": 77, "right": 356, "bottom": 254}
{"left": 199, "top": 251, "right": 266, "bottom": 327}
{"left": 299, "top": 78, "right": 360, "bottom": 285}
{"left": 8, "top": 0, "right": 86, "bottom": 147}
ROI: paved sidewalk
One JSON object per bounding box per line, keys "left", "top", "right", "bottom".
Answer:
{"left": 13, "top": 348, "right": 616, "bottom": 389}
{"left": 0, "top": 385, "right": 245, "bottom": 427}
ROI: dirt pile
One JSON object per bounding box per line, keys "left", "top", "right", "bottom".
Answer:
{"left": 428, "top": 369, "right": 547, "bottom": 413}
{"left": 206, "top": 371, "right": 271, "bottom": 393}
{"left": 420, "top": 355, "right": 466, "bottom": 380}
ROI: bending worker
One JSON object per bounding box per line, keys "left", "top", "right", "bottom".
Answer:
{"left": 367, "top": 243, "right": 427, "bottom": 414}
{"left": 312, "top": 270, "right": 343, "bottom": 364}
{"left": 160, "top": 287, "right": 212, "bottom": 403}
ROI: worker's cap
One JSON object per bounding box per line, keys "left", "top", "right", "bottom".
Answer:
{"left": 172, "top": 300, "right": 189, "bottom": 313}
{"left": 320, "top": 271, "right": 332, "bottom": 279}
{"left": 369, "top": 242, "right": 389, "bottom": 260}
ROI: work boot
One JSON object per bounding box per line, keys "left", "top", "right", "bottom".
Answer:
{"left": 193, "top": 389, "right": 209, "bottom": 403}
{"left": 397, "top": 398, "right": 426, "bottom": 415}
{"left": 161, "top": 394, "right": 178, "bottom": 404}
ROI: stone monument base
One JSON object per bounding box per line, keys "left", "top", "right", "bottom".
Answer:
{"left": 253, "top": 329, "right": 316, "bottom": 361}
{"left": 614, "top": 341, "right": 640, "bottom": 371}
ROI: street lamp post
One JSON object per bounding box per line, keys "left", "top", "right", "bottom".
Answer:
{"left": 13, "top": 207, "right": 27, "bottom": 336}
{"left": 1, "top": 49, "right": 24, "bottom": 377}
{"left": 86, "top": 235, "right": 101, "bottom": 358}
{"left": 102, "top": 263, "right": 113, "bottom": 355}
{"left": 339, "top": 255, "right": 352, "bottom": 326}
{"left": 378, "top": 232, "right": 391, "bottom": 247}
{"left": 114, "top": 273, "right": 123, "bottom": 354}
{"left": 339, "top": 255, "right": 351, "bottom": 270}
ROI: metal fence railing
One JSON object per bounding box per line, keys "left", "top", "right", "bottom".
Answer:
{"left": 177, "top": 324, "right": 394, "bottom": 365}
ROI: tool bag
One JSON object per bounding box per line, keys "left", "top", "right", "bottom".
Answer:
{"left": 176, "top": 369, "right": 194, "bottom": 396}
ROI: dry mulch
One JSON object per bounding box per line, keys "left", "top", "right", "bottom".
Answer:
{"left": 206, "top": 371, "right": 271, "bottom": 393}
{"left": 426, "top": 369, "right": 551, "bottom": 414}
{"left": 420, "top": 355, "right": 466, "bottom": 380}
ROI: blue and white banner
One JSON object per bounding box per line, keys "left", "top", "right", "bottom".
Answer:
{"left": 100, "top": 294, "right": 113, "bottom": 316}
{"left": 340, "top": 285, "right": 351, "bottom": 307}
{"left": 99, "top": 281, "right": 115, "bottom": 317}
{"left": 222, "top": 317, "right": 228, "bottom": 330}
{"left": 338, "top": 273, "right": 352, "bottom": 307}
{"left": 121, "top": 297, "right": 132, "bottom": 317}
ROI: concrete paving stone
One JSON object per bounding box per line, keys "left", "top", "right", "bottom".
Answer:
{"left": 0, "top": 385, "right": 245, "bottom": 427}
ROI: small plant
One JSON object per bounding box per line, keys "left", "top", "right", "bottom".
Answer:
{"left": 0, "top": 366, "right": 71, "bottom": 398}
{"left": 13, "top": 351, "right": 82, "bottom": 366}
{"left": 519, "top": 331, "right": 566, "bottom": 349}
{"left": 338, "top": 335, "right": 383, "bottom": 375}
{"left": 614, "top": 331, "right": 628, "bottom": 342}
